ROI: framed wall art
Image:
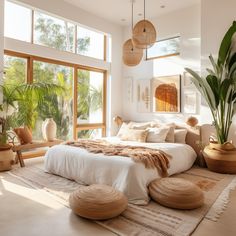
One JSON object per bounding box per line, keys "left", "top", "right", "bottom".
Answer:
{"left": 137, "top": 79, "right": 151, "bottom": 113}
{"left": 152, "top": 75, "right": 181, "bottom": 113}
{"left": 183, "top": 91, "right": 199, "bottom": 114}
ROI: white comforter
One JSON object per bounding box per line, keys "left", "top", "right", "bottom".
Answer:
{"left": 44, "top": 137, "right": 197, "bottom": 205}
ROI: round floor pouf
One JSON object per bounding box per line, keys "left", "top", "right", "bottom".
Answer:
{"left": 69, "top": 184, "right": 128, "bottom": 220}
{"left": 149, "top": 178, "right": 204, "bottom": 210}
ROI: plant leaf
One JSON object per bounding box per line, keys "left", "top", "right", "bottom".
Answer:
{"left": 218, "top": 21, "right": 236, "bottom": 66}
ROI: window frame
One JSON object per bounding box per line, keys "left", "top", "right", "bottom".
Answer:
{"left": 4, "top": 50, "right": 107, "bottom": 140}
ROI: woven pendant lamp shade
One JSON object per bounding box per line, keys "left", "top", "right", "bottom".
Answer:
{"left": 132, "top": 20, "right": 157, "bottom": 49}
{"left": 123, "top": 39, "right": 143, "bottom": 66}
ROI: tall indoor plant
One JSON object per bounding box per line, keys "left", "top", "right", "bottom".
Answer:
{"left": 185, "top": 21, "right": 236, "bottom": 173}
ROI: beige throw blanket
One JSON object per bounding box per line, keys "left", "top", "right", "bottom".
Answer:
{"left": 67, "top": 140, "right": 171, "bottom": 177}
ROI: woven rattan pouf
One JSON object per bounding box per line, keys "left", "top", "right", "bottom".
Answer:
{"left": 69, "top": 184, "right": 128, "bottom": 220}
{"left": 149, "top": 178, "right": 204, "bottom": 210}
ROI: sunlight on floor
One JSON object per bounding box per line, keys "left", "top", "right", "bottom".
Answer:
{"left": 1, "top": 176, "right": 63, "bottom": 210}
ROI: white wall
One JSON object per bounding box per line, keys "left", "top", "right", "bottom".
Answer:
{"left": 122, "top": 4, "right": 201, "bottom": 123}
{"left": 0, "top": 0, "right": 4, "bottom": 96}
{"left": 201, "top": 0, "right": 236, "bottom": 143}
{"left": 3, "top": 0, "right": 124, "bottom": 136}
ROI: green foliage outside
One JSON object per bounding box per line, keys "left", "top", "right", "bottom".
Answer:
{"left": 3, "top": 13, "right": 103, "bottom": 140}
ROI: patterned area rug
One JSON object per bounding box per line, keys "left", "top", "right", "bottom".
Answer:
{"left": 9, "top": 165, "right": 236, "bottom": 236}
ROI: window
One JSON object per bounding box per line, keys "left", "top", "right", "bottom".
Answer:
{"left": 33, "top": 61, "right": 73, "bottom": 140}
{"left": 77, "top": 69, "right": 104, "bottom": 124}
{"left": 77, "top": 26, "right": 105, "bottom": 60}
{"left": 4, "top": 1, "right": 32, "bottom": 42}
{"left": 34, "top": 12, "right": 75, "bottom": 52}
{"left": 77, "top": 68, "right": 106, "bottom": 137}
{"left": 3, "top": 55, "right": 27, "bottom": 85}
{"left": 4, "top": 51, "right": 107, "bottom": 140}
{"left": 77, "top": 129, "right": 102, "bottom": 139}
{"left": 146, "top": 36, "right": 180, "bottom": 60}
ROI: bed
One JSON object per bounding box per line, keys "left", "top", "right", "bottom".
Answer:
{"left": 44, "top": 137, "right": 197, "bottom": 205}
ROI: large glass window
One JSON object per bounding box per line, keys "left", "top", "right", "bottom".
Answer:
{"left": 34, "top": 12, "right": 75, "bottom": 52}
{"left": 77, "top": 69, "right": 104, "bottom": 124}
{"left": 4, "top": 1, "right": 32, "bottom": 42}
{"left": 33, "top": 61, "right": 73, "bottom": 140}
{"left": 3, "top": 55, "right": 27, "bottom": 85}
{"left": 77, "top": 27, "right": 104, "bottom": 60}
{"left": 147, "top": 36, "right": 180, "bottom": 60}
{"left": 77, "top": 129, "right": 102, "bottom": 139}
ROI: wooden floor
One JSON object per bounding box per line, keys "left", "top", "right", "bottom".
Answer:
{"left": 0, "top": 158, "right": 236, "bottom": 236}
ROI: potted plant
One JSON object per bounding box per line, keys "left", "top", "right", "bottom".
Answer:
{"left": 0, "top": 82, "right": 64, "bottom": 171}
{"left": 185, "top": 21, "right": 236, "bottom": 173}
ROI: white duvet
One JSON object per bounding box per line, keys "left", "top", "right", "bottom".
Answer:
{"left": 44, "top": 137, "right": 197, "bottom": 205}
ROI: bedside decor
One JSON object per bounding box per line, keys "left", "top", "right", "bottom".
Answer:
{"left": 185, "top": 21, "right": 236, "bottom": 173}
{"left": 186, "top": 116, "right": 198, "bottom": 127}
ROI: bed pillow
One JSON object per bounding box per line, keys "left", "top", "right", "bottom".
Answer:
{"left": 117, "top": 122, "right": 131, "bottom": 138}
{"left": 120, "top": 129, "right": 148, "bottom": 142}
{"left": 14, "top": 126, "right": 33, "bottom": 144}
{"left": 174, "top": 129, "right": 188, "bottom": 144}
{"left": 146, "top": 127, "right": 170, "bottom": 143}
{"left": 152, "top": 123, "right": 175, "bottom": 143}
{"left": 129, "top": 121, "right": 153, "bottom": 130}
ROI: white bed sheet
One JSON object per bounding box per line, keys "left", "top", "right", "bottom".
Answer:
{"left": 44, "top": 137, "right": 197, "bottom": 205}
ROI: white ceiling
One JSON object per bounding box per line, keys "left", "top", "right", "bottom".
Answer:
{"left": 64, "top": 0, "right": 200, "bottom": 25}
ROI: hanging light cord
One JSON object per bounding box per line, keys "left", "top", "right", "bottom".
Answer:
{"left": 131, "top": 1, "right": 134, "bottom": 51}
{"left": 144, "top": 0, "right": 146, "bottom": 21}
{"left": 143, "top": 0, "right": 146, "bottom": 32}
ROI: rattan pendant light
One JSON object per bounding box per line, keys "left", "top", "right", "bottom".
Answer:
{"left": 123, "top": 1, "right": 143, "bottom": 66}
{"left": 132, "top": 0, "right": 157, "bottom": 49}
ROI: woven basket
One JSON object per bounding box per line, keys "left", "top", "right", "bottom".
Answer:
{"left": 69, "top": 184, "right": 128, "bottom": 220}
{"left": 0, "top": 148, "right": 14, "bottom": 171}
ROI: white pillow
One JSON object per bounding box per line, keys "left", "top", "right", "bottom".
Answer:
{"left": 120, "top": 129, "right": 148, "bottom": 142}
{"left": 152, "top": 122, "right": 175, "bottom": 143}
{"left": 117, "top": 123, "right": 130, "bottom": 137}
{"left": 146, "top": 127, "right": 170, "bottom": 143}
{"left": 174, "top": 129, "right": 188, "bottom": 144}
{"left": 129, "top": 121, "right": 153, "bottom": 130}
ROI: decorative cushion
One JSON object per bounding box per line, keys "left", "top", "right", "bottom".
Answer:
{"left": 14, "top": 126, "right": 33, "bottom": 144}
{"left": 69, "top": 184, "right": 128, "bottom": 220}
{"left": 146, "top": 127, "right": 170, "bottom": 143}
{"left": 117, "top": 122, "right": 131, "bottom": 137}
{"left": 129, "top": 121, "right": 153, "bottom": 130}
{"left": 174, "top": 129, "right": 188, "bottom": 144}
{"left": 149, "top": 178, "right": 204, "bottom": 210}
{"left": 120, "top": 129, "right": 148, "bottom": 142}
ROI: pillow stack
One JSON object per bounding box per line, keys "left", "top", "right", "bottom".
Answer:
{"left": 117, "top": 120, "right": 188, "bottom": 144}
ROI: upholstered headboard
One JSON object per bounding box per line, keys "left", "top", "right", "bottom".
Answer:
{"left": 185, "top": 124, "right": 216, "bottom": 165}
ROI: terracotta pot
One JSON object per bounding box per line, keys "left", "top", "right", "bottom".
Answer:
{"left": 42, "top": 118, "right": 57, "bottom": 141}
{"left": 203, "top": 142, "right": 236, "bottom": 174}
{"left": 0, "top": 146, "right": 14, "bottom": 171}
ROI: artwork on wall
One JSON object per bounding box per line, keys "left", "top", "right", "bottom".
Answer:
{"left": 152, "top": 75, "right": 181, "bottom": 113}
{"left": 137, "top": 79, "right": 151, "bottom": 113}
{"left": 124, "top": 77, "right": 133, "bottom": 103}
{"left": 183, "top": 71, "right": 196, "bottom": 87}
{"left": 184, "top": 91, "right": 199, "bottom": 114}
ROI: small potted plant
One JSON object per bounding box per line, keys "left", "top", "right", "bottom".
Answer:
{"left": 185, "top": 21, "right": 236, "bottom": 173}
